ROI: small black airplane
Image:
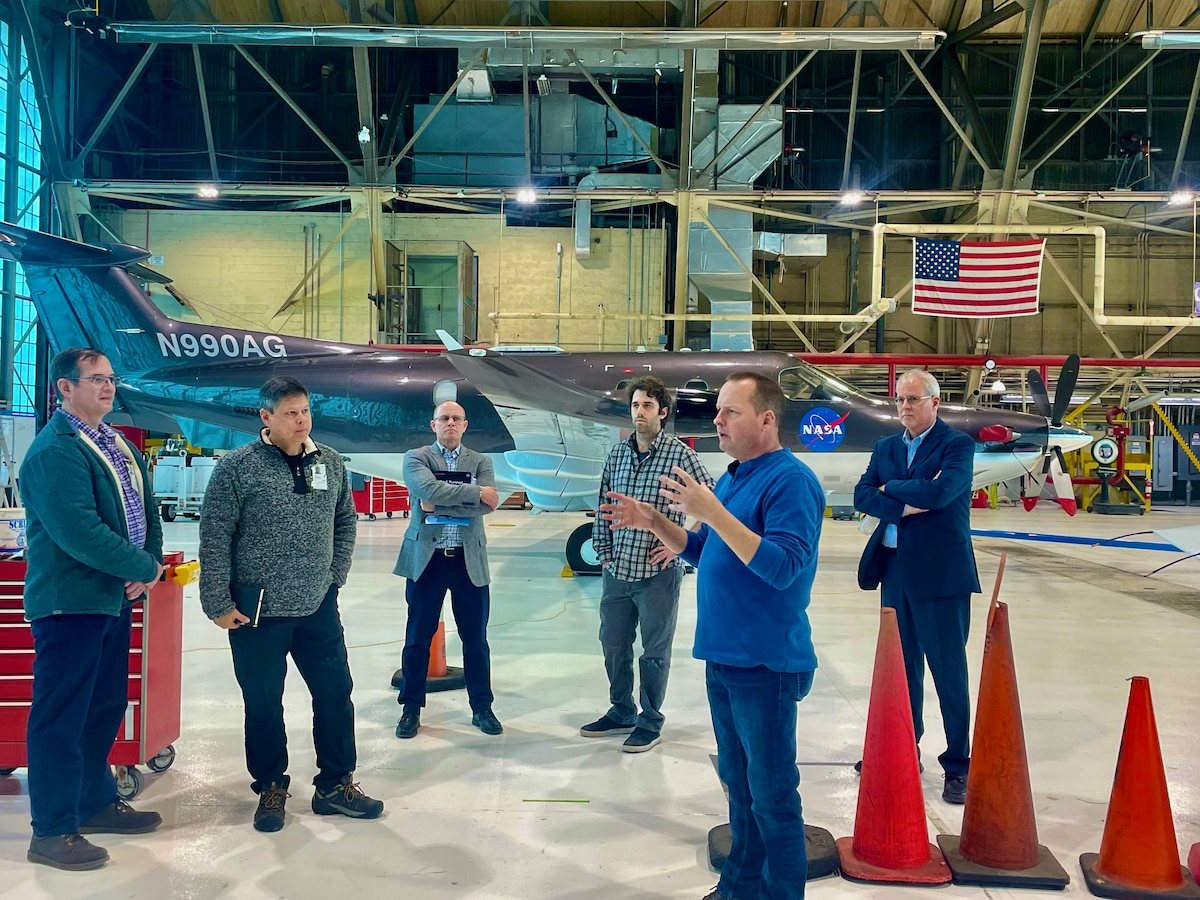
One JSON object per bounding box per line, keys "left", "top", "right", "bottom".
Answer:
{"left": 0, "top": 221, "right": 1090, "bottom": 571}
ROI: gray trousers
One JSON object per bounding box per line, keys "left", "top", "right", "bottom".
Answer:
{"left": 599, "top": 566, "right": 682, "bottom": 734}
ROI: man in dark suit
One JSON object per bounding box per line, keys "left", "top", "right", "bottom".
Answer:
{"left": 853, "top": 368, "right": 979, "bottom": 805}
{"left": 394, "top": 400, "right": 501, "bottom": 739}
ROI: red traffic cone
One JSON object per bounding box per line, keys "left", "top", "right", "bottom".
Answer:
{"left": 936, "top": 587, "right": 1070, "bottom": 888}
{"left": 837, "top": 608, "right": 950, "bottom": 884}
{"left": 1080, "top": 677, "right": 1200, "bottom": 899}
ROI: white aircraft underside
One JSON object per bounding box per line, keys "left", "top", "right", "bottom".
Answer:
{"left": 343, "top": 407, "right": 1057, "bottom": 513}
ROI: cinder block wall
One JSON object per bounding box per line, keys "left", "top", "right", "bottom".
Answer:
{"left": 105, "top": 209, "right": 667, "bottom": 351}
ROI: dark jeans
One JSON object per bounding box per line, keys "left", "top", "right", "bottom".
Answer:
{"left": 707, "top": 662, "right": 814, "bottom": 900}
{"left": 398, "top": 552, "right": 493, "bottom": 713}
{"left": 27, "top": 608, "right": 131, "bottom": 837}
{"left": 881, "top": 551, "right": 971, "bottom": 776}
{"left": 228, "top": 585, "right": 356, "bottom": 794}
{"left": 599, "top": 566, "right": 681, "bottom": 734}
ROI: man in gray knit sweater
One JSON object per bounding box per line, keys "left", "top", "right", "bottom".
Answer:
{"left": 199, "top": 376, "right": 383, "bottom": 832}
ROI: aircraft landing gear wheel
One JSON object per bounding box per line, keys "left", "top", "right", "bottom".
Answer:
{"left": 114, "top": 765, "right": 142, "bottom": 800}
{"left": 146, "top": 744, "right": 176, "bottom": 773}
{"left": 566, "top": 523, "right": 602, "bottom": 576}
{"left": 161, "top": 504, "right": 177, "bottom": 522}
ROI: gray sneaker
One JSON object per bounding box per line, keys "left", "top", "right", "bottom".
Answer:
{"left": 28, "top": 834, "right": 109, "bottom": 871}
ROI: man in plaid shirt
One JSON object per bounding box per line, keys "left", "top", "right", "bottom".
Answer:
{"left": 582, "top": 376, "right": 713, "bottom": 752}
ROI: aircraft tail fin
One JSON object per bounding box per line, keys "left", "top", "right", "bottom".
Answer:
{"left": 0, "top": 220, "right": 176, "bottom": 375}
{"left": 435, "top": 329, "right": 464, "bottom": 351}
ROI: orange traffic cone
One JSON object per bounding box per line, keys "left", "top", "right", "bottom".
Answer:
{"left": 936, "top": 579, "right": 1070, "bottom": 888}
{"left": 390, "top": 618, "right": 467, "bottom": 692}
{"left": 1080, "top": 677, "right": 1200, "bottom": 899}
{"left": 836, "top": 608, "right": 951, "bottom": 884}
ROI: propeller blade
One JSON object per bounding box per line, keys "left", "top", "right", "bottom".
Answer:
{"left": 1026, "top": 369, "right": 1052, "bottom": 419}
{"left": 1050, "top": 353, "right": 1081, "bottom": 426}
{"left": 1021, "top": 468, "right": 1048, "bottom": 511}
{"left": 1049, "top": 448, "right": 1077, "bottom": 516}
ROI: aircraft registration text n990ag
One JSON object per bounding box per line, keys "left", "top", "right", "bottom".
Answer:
{"left": 157, "top": 332, "right": 288, "bottom": 359}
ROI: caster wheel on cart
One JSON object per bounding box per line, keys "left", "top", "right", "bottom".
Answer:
{"left": 0, "top": 768, "right": 16, "bottom": 777}
{"left": 386, "top": 511, "right": 393, "bottom": 518}
{"left": 114, "top": 765, "right": 143, "bottom": 800}
{"left": 146, "top": 744, "right": 176, "bottom": 773}
{"left": 368, "top": 513, "right": 377, "bottom": 521}
{"left": 161, "top": 504, "right": 177, "bottom": 522}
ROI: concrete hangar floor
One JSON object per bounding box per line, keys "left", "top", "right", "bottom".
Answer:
{"left": 0, "top": 504, "right": 1197, "bottom": 899}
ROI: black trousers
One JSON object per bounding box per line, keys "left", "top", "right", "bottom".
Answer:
{"left": 880, "top": 550, "right": 971, "bottom": 776}
{"left": 398, "top": 550, "right": 493, "bottom": 714}
{"left": 228, "top": 585, "right": 356, "bottom": 794}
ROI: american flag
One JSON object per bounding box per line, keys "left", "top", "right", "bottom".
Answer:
{"left": 911, "top": 238, "right": 1045, "bottom": 318}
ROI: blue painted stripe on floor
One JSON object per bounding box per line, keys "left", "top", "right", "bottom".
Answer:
{"left": 970, "top": 529, "right": 1180, "bottom": 552}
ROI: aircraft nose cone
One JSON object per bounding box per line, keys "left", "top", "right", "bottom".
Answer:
{"left": 1049, "top": 424, "right": 1092, "bottom": 454}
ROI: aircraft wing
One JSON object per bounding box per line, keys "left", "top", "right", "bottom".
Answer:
{"left": 446, "top": 348, "right": 630, "bottom": 427}
{"left": 445, "top": 350, "right": 622, "bottom": 511}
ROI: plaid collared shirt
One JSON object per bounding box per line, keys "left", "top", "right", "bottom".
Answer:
{"left": 63, "top": 411, "right": 147, "bottom": 549}
{"left": 433, "top": 441, "right": 463, "bottom": 549}
{"left": 593, "top": 429, "right": 714, "bottom": 583}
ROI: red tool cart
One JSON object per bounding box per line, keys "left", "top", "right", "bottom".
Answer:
{"left": 352, "top": 477, "right": 410, "bottom": 521}
{"left": 0, "top": 550, "right": 195, "bottom": 800}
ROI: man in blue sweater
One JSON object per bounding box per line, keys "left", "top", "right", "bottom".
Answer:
{"left": 600, "top": 371, "right": 824, "bottom": 900}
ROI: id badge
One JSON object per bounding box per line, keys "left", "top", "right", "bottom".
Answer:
{"left": 311, "top": 463, "right": 329, "bottom": 491}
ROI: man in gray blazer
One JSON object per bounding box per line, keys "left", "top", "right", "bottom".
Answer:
{"left": 394, "top": 400, "right": 501, "bottom": 739}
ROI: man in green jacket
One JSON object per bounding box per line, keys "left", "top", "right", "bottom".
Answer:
{"left": 20, "top": 347, "right": 164, "bottom": 871}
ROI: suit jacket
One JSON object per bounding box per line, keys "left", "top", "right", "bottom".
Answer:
{"left": 393, "top": 443, "right": 496, "bottom": 587}
{"left": 853, "top": 418, "right": 980, "bottom": 598}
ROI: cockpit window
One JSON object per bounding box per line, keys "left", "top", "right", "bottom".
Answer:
{"left": 778, "top": 364, "right": 864, "bottom": 402}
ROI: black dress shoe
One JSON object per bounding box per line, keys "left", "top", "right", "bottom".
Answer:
{"left": 471, "top": 708, "right": 503, "bottom": 735}
{"left": 942, "top": 772, "right": 967, "bottom": 804}
{"left": 395, "top": 711, "right": 420, "bottom": 739}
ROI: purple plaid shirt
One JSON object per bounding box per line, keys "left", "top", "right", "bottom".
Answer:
{"left": 63, "top": 412, "right": 148, "bottom": 549}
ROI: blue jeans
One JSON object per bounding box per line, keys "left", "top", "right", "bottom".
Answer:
{"left": 27, "top": 608, "right": 132, "bottom": 837}
{"left": 707, "top": 663, "right": 814, "bottom": 900}
{"left": 599, "top": 567, "right": 681, "bottom": 733}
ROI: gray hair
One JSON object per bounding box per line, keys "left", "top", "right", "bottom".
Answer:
{"left": 896, "top": 369, "right": 940, "bottom": 398}
{"left": 259, "top": 376, "right": 309, "bottom": 412}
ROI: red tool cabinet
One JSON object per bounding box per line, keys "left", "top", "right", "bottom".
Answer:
{"left": 0, "top": 550, "right": 188, "bottom": 799}
{"left": 352, "top": 477, "right": 410, "bottom": 520}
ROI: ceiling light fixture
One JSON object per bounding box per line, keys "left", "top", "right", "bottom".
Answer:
{"left": 839, "top": 190, "right": 864, "bottom": 206}
{"left": 197, "top": 185, "right": 220, "bottom": 199}
{"left": 515, "top": 187, "right": 537, "bottom": 204}
{"left": 1169, "top": 190, "right": 1194, "bottom": 206}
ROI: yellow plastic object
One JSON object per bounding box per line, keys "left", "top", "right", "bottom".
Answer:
{"left": 169, "top": 560, "right": 200, "bottom": 586}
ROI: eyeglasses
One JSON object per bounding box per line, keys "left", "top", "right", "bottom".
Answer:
{"left": 893, "top": 394, "right": 933, "bottom": 406}
{"left": 72, "top": 375, "right": 124, "bottom": 387}
{"left": 434, "top": 415, "right": 466, "bottom": 424}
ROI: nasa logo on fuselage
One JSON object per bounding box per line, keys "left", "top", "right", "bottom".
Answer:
{"left": 800, "top": 407, "right": 849, "bottom": 452}
{"left": 157, "top": 332, "right": 287, "bottom": 359}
